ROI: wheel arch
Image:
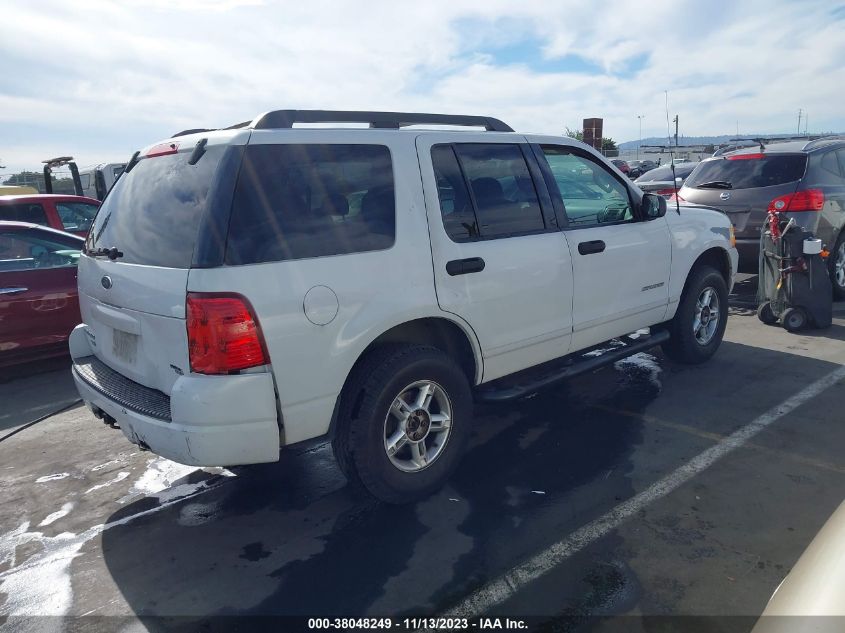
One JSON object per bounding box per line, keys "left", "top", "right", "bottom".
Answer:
{"left": 327, "top": 315, "right": 482, "bottom": 438}
{"left": 679, "top": 246, "right": 733, "bottom": 302}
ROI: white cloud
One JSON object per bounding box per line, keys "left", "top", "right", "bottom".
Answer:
{"left": 1, "top": 0, "right": 843, "bottom": 171}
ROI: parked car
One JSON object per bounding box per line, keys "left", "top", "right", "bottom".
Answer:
{"left": 0, "top": 194, "right": 101, "bottom": 237}
{"left": 753, "top": 501, "right": 845, "bottom": 631}
{"left": 610, "top": 159, "right": 630, "bottom": 175}
{"left": 677, "top": 138, "right": 845, "bottom": 295}
{"left": 0, "top": 222, "right": 83, "bottom": 367}
{"left": 628, "top": 159, "right": 657, "bottom": 178}
{"left": 77, "top": 163, "right": 127, "bottom": 201}
{"left": 69, "top": 109, "right": 737, "bottom": 504}
{"left": 635, "top": 162, "right": 699, "bottom": 197}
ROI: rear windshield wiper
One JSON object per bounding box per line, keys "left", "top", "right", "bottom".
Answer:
{"left": 87, "top": 246, "right": 124, "bottom": 260}
{"left": 695, "top": 180, "right": 733, "bottom": 189}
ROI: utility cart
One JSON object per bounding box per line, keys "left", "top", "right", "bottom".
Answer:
{"left": 757, "top": 211, "right": 832, "bottom": 332}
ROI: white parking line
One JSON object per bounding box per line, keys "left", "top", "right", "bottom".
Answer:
{"left": 437, "top": 364, "right": 845, "bottom": 620}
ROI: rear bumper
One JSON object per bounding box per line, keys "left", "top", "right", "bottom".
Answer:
{"left": 69, "top": 325, "right": 280, "bottom": 466}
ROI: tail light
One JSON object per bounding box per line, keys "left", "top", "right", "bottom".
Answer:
{"left": 186, "top": 293, "right": 267, "bottom": 374}
{"left": 655, "top": 188, "right": 676, "bottom": 197}
{"left": 668, "top": 191, "right": 686, "bottom": 203}
{"left": 767, "top": 189, "right": 824, "bottom": 213}
{"left": 727, "top": 153, "right": 765, "bottom": 161}
{"left": 146, "top": 142, "right": 179, "bottom": 158}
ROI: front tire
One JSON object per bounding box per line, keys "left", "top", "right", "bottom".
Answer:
{"left": 661, "top": 265, "right": 729, "bottom": 364}
{"left": 332, "top": 344, "right": 473, "bottom": 504}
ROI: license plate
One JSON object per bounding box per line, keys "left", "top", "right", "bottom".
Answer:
{"left": 112, "top": 329, "right": 138, "bottom": 364}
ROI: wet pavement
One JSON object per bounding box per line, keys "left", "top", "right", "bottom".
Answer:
{"left": 1, "top": 295, "right": 844, "bottom": 632}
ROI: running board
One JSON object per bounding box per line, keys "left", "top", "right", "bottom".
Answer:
{"left": 474, "top": 330, "right": 670, "bottom": 403}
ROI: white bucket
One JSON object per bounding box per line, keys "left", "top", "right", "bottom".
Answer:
{"left": 803, "top": 238, "right": 823, "bottom": 255}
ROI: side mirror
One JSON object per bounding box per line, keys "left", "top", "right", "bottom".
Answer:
{"left": 642, "top": 193, "right": 667, "bottom": 219}
{"left": 675, "top": 177, "right": 683, "bottom": 185}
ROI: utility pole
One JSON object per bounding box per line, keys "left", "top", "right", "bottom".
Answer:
{"left": 797, "top": 108, "right": 803, "bottom": 135}
{"left": 637, "top": 115, "right": 645, "bottom": 159}
{"left": 804, "top": 112, "right": 809, "bottom": 136}
{"left": 673, "top": 114, "right": 679, "bottom": 148}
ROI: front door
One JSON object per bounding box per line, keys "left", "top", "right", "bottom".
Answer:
{"left": 536, "top": 144, "right": 671, "bottom": 351}
{"left": 416, "top": 134, "right": 574, "bottom": 382}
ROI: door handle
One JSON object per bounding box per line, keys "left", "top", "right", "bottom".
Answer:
{"left": 446, "top": 257, "right": 486, "bottom": 276}
{"left": 578, "top": 240, "right": 606, "bottom": 255}
{"left": 0, "top": 287, "right": 28, "bottom": 295}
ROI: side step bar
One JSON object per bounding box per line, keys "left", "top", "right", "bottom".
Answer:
{"left": 474, "top": 330, "right": 670, "bottom": 403}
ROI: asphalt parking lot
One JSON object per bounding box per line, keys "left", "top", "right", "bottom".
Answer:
{"left": 2, "top": 278, "right": 844, "bottom": 632}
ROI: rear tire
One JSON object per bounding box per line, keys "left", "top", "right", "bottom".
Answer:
{"left": 757, "top": 302, "right": 778, "bottom": 325}
{"left": 781, "top": 307, "right": 807, "bottom": 333}
{"left": 661, "top": 265, "right": 728, "bottom": 364}
{"left": 332, "top": 344, "right": 473, "bottom": 504}
{"left": 829, "top": 232, "right": 845, "bottom": 301}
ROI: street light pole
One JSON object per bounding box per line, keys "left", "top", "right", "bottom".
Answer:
{"left": 637, "top": 115, "right": 645, "bottom": 159}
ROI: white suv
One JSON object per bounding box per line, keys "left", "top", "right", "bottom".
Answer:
{"left": 70, "top": 110, "right": 737, "bottom": 503}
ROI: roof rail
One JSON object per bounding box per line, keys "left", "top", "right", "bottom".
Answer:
{"left": 172, "top": 128, "right": 216, "bottom": 138}
{"left": 250, "top": 109, "right": 514, "bottom": 132}
{"left": 802, "top": 135, "right": 845, "bottom": 151}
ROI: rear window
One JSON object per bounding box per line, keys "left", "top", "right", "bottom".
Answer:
{"left": 685, "top": 154, "right": 807, "bottom": 190}
{"left": 56, "top": 201, "right": 99, "bottom": 232}
{"left": 0, "top": 203, "right": 48, "bottom": 225}
{"left": 225, "top": 144, "right": 394, "bottom": 265}
{"left": 87, "top": 146, "right": 226, "bottom": 268}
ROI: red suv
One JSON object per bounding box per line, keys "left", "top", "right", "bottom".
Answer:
{"left": 0, "top": 194, "right": 100, "bottom": 237}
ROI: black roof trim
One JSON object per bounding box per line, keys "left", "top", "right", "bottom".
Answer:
{"left": 172, "top": 128, "right": 216, "bottom": 138}
{"left": 250, "top": 110, "right": 514, "bottom": 132}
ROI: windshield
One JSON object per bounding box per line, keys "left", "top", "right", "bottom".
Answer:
{"left": 87, "top": 146, "right": 225, "bottom": 268}
{"left": 685, "top": 154, "right": 807, "bottom": 190}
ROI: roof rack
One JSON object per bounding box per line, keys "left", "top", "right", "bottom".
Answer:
{"left": 249, "top": 109, "right": 514, "bottom": 132}
{"left": 172, "top": 128, "right": 216, "bottom": 138}
{"left": 802, "top": 135, "right": 845, "bottom": 151}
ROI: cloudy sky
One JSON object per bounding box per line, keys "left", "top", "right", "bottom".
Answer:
{"left": 1, "top": 0, "right": 844, "bottom": 172}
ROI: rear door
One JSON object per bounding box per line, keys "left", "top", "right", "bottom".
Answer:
{"left": 416, "top": 134, "right": 573, "bottom": 382}
{"left": 681, "top": 153, "right": 807, "bottom": 239}
{"left": 80, "top": 136, "right": 240, "bottom": 393}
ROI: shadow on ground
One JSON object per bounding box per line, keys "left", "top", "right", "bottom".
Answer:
{"left": 97, "top": 339, "right": 844, "bottom": 630}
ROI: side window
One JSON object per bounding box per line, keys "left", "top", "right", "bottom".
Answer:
{"left": 430, "top": 143, "right": 545, "bottom": 242}
{"left": 226, "top": 144, "right": 395, "bottom": 265}
{"left": 431, "top": 145, "right": 478, "bottom": 241}
{"left": 821, "top": 151, "right": 842, "bottom": 179}
{"left": 836, "top": 150, "right": 845, "bottom": 179}
{"left": 0, "top": 203, "right": 49, "bottom": 226}
{"left": 56, "top": 202, "right": 99, "bottom": 232}
{"left": 454, "top": 144, "right": 545, "bottom": 239}
{"left": 78, "top": 174, "right": 91, "bottom": 189}
{"left": 0, "top": 229, "right": 82, "bottom": 272}
{"left": 540, "top": 146, "right": 634, "bottom": 227}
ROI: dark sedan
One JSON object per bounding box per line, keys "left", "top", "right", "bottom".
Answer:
{"left": 634, "top": 162, "right": 699, "bottom": 197}
{"left": 610, "top": 159, "right": 630, "bottom": 175}
{"left": 0, "top": 222, "right": 83, "bottom": 367}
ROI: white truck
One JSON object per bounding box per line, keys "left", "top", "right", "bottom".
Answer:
{"left": 69, "top": 110, "right": 738, "bottom": 503}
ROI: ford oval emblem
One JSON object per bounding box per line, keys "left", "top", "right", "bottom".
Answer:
{"left": 719, "top": 192, "right": 731, "bottom": 200}
{"left": 101, "top": 276, "right": 113, "bottom": 289}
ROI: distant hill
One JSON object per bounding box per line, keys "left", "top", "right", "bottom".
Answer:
{"left": 618, "top": 133, "right": 843, "bottom": 149}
